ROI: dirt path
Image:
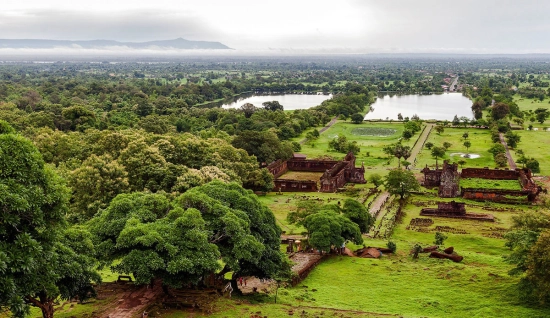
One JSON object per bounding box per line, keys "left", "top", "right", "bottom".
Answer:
{"left": 299, "top": 117, "right": 337, "bottom": 144}
{"left": 407, "top": 123, "right": 433, "bottom": 169}
{"left": 369, "top": 191, "right": 390, "bottom": 218}
{"left": 102, "top": 283, "right": 164, "bottom": 318}
{"left": 499, "top": 132, "right": 517, "bottom": 169}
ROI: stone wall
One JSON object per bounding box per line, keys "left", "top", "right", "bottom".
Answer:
{"left": 421, "top": 167, "right": 442, "bottom": 187}
{"left": 274, "top": 179, "right": 318, "bottom": 192}
{"left": 462, "top": 188, "right": 530, "bottom": 202}
{"left": 438, "top": 162, "right": 461, "bottom": 198}
{"left": 437, "top": 201, "right": 466, "bottom": 214}
{"left": 421, "top": 164, "right": 541, "bottom": 202}
{"left": 461, "top": 168, "right": 518, "bottom": 180}
{"left": 287, "top": 159, "right": 338, "bottom": 172}
{"left": 267, "top": 159, "right": 288, "bottom": 178}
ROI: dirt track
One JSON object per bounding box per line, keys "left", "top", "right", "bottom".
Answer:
{"left": 499, "top": 132, "right": 517, "bottom": 169}
{"left": 299, "top": 117, "right": 338, "bottom": 144}
{"left": 98, "top": 282, "right": 164, "bottom": 318}
{"left": 407, "top": 123, "right": 433, "bottom": 169}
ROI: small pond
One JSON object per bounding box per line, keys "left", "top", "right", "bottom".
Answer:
{"left": 221, "top": 94, "right": 332, "bottom": 110}
{"left": 450, "top": 153, "right": 481, "bottom": 159}
{"left": 365, "top": 93, "right": 473, "bottom": 121}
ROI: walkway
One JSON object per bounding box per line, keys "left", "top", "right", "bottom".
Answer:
{"left": 368, "top": 191, "right": 390, "bottom": 218}
{"left": 299, "top": 116, "right": 338, "bottom": 144}
{"left": 407, "top": 124, "right": 434, "bottom": 169}
{"left": 499, "top": 132, "right": 517, "bottom": 169}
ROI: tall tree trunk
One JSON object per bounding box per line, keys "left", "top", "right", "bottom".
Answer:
{"left": 39, "top": 303, "right": 54, "bottom": 318}
{"left": 230, "top": 277, "right": 243, "bottom": 296}
{"left": 26, "top": 293, "right": 55, "bottom": 318}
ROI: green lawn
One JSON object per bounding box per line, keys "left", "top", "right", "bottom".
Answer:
{"left": 510, "top": 130, "right": 550, "bottom": 175}
{"left": 513, "top": 96, "right": 550, "bottom": 127}
{"left": 295, "top": 121, "right": 419, "bottom": 176}
{"left": 257, "top": 190, "right": 373, "bottom": 235}
{"left": 460, "top": 178, "right": 522, "bottom": 190}
{"left": 415, "top": 127, "right": 496, "bottom": 169}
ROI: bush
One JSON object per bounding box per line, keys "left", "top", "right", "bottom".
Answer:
{"left": 495, "top": 153, "right": 508, "bottom": 167}
{"left": 387, "top": 241, "right": 397, "bottom": 253}
{"left": 329, "top": 134, "right": 360, "bottom": 154}
{"left": 351, "top": 113, "right": 364, "bottom": 124}
{"left": 488, "top": 143, "right": 506, "bottom": 157}
{"left": 434, "top": 232, "right": 448, "bottom": 245}
{"left": 526, "top": 158, "right": 540, "bottom": 173}
{"left": 292, "top": 141, "right": 302, "bottom": 152}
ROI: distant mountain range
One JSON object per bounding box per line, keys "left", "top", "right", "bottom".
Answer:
{"left": 0, "top": 38, "right": 231, "bottom": 50}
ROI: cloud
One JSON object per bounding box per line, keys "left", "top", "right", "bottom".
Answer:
{"left": 0, "top": 9, "right": 220, "bottom": 42}
{"left": 0, "top": 0, "right": 550, "bottom": 53}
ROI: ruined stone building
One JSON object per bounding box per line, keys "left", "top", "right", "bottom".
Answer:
{"left": 267, "top": 152, "right": 366, "bottom": 192}
{"left": 421, "top": 161, "right": 542, "bottom": 202}
{"left": 421, "top": 161, "right": 460, "bottom": 198}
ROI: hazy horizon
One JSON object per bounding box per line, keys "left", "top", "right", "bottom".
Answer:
{"left": 2, "top": 0, "right": 550, "bottom": 54}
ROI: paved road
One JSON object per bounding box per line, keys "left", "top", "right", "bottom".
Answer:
{"left": 499, "top": 132, "right": 517, "bottom": 169}
{"left": 449, "top": 76, "right": 459, "bottom": 92}
{"left": 407, "top": 124, "right": 434, "bottom": 169}
{"left": 299, "top": 116, "right": 338, "bottom": 145}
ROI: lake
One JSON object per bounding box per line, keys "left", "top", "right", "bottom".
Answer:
{"left": 365, "top": 93, "right": 473, "bottom": 121}
{"left": 221, "top": 94, "right": 332, "bottom": 110}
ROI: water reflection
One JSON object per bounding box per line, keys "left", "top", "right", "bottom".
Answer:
{"left": 219, "top": 93, "right": 332, "bottom": 110}
{"left": 365, "top": 93, "right": 473, "bottom": 121}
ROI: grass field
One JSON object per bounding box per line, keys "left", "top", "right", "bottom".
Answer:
{"left": 460, "top": 178, "right": 522, "bottom": 190}
{"left": 295, "top": 121, "right": 419, "bottom": 176}
{"left": 257, "top": 190, "right": 372, "bottom": 235}
{"left": 415, "top": 127, "right": 496, "bottom": 169}
{"left": 510, "top": 130, "right": 550, "bottom": 175}
{"left": 278, "top": 171, "right": 324, "bottom": 181}
{"left": 513, "top": 96, "right": 550, "bottom": 127}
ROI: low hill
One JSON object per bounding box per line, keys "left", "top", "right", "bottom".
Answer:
{"left": 0, "top": 38, "right": 231, "bottom": 50}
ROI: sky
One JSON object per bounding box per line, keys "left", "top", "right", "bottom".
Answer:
{"left": 1, "top": 0, "right": 550, "bottom": 54}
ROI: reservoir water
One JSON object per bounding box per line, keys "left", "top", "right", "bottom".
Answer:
{"left": 221, "top": 94, "right": 332, "bottom": 110}
{"left": 365, "top": 93, "right": 473, "bottom": 121}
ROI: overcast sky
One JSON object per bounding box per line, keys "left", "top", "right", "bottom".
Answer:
{"left": 2, "top": 0, "right": 550, "bottom": 53}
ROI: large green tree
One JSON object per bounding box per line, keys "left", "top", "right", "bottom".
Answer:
{"left": 505, "top": 211, "right": 550, "bottom": 304}
{"left": 0, "top": 128, "right": 99, "bottom": 318}
{"left": 68, "top": 154, "right": 129, "bottom": 221}
{"left": 342, "top": 199, "right": 375, "bottom": 233}
{"left": 384, "top": 169, "right": 420, "bottom": 200}
{"left": 232, "top": 130, "right": 294, "bottom": 164}
{"left": 303, "top": 211, "right": 363, "bottom": 253}
{"left": 431, "top": 146, "right": 446, "bottom": 169}
{"left": 91, "top": 181, "right": 290, "bottom": 290}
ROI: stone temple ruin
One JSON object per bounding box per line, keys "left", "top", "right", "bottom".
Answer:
{"left": 421, "top": 161, "right": 542, "bottom": 202}
{"left": 267, "top": 152, "right": 366, "bottom": 192}
{"left": 420, "top": 201, "right": 494, "bottom": 221}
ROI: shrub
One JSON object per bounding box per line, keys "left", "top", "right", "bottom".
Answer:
{"left": 434, "top": 232, "right": 448, "bottom": 245}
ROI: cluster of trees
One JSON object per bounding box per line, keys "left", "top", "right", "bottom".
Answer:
{"left": 328, "top": 134, "right": 360, "bottom": 154}
{"left": 22, "top": 127, "right": 271, "bottom": 221}
{"left": 0, "top": 123, "right": 291, "bottom": 317}
{"left": 402, "top": 119, "right": 422, "bottom": 140}
{"left": 505, "top": 211, "right": 550, "bottom": 305}
{"left": 515, "top": 149, "right": 541, "bottom": 173}
{"left": 286, "top": 199, "right": 374, "bottom": 252}
{"left": 383, "top": 142, "right": 411, "bottom": 169}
